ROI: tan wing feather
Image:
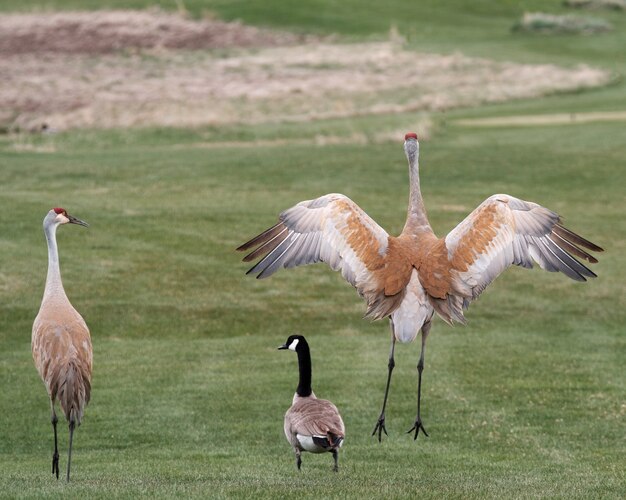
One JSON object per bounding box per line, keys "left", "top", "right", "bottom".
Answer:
{"left": 237, "top": 193, "right": 410, "bottom": 319}
{"left": 437, "top": 194, "right": 602, "bottom": 320}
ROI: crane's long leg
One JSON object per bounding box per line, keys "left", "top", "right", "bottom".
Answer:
{"left": 66, "top": 420, "right": 75, "bottom": 482}
{"left": 332, "top": 449, "right": 339, "bottom": 472}
{"left": 372, "top": 320, "right": 396, "bottom": 442}
{"left": 50, "top": 400, "right": 59, "bottom": 480}
{"left": 407, "top": 321, "right": 431, "bottom": 439}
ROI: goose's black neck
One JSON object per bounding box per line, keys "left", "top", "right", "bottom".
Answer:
{"left": 295, "top": 341, "right": 312, "bottom": 397}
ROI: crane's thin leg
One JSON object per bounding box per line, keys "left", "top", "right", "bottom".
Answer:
{"left": 332, "top": 449, "right": 339, "bottom": 472}
{"left": 50, "top": 401, "right": 59, "bottom": 480}
{"left": 372, "top": 321, "right": 396, "bottom": 442}
{"left": 295, "top": 449, "right": 302, "bottom": 471}
{"left": 408, "top": 321, "right": 431, "bottom": 440}
{"left": 66, "top": 420, "right": 75, "bottom": 482}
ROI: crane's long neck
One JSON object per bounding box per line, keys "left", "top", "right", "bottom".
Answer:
{"left": 296, "top": 343, "right": 313, "bottom": 398}
{"left": 43, "top": 222, "right": 67, "bottom": 302}
{"left": 403, "top": 146, "right": 433, "bottom": 235}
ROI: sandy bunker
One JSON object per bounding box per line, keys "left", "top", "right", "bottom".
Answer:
{"left": 0, "top": 10, "right": 612, "bottom": 131}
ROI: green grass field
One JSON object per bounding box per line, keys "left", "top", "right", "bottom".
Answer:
{"left": 1, "top": 1, "right": 625, "bottom": 498}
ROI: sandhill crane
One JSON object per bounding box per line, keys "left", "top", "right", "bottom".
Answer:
{"left": 237, "top": 133, "right": 603, "bottom": 441}
{"left": 32, "top": 208, "right": 91, "bottom": 481}
{"left": 279, "top": 334, "right": 345, "bottom": 471}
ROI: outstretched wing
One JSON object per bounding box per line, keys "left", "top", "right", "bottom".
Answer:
{"left": 445, "top": 194, "right": 603, "bottom": 303}
{"left": 237, "top": 194, "right": 404, "bottom": 318}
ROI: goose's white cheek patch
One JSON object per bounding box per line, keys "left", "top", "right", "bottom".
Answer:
{"left": 288, "top": 339, "right": 299, "bottom": 351}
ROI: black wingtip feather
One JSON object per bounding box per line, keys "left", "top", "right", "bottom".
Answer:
{"left": 554, "top": 224, "right": 604, "bottom": 253}
{"left": 243, "top": 228, "right": 289, "bottom": 263}
{"left": 549, "top": 232, "right": 598, "bottom": 264}
{"left": 236, "top": 222, "right": 284, "bottom": 252}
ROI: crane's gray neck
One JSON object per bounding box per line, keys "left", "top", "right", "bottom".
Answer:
{"left": 43, "top": 220, "right": 67, "bottom": 301}
{"left": 295, "top": 342, "right": 313, "bottom": 398}
{"left": 403, "top": 143, "right": 432, "bottom": 234}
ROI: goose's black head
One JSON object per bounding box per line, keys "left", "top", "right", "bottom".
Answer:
{"left": 278, "top": 334, "right": 308, "bottom": 352}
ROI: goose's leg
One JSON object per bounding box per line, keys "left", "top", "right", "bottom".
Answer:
{"left": 50, "top": 401, "right": 59, "bottom": 479}
{"left": 66, "top": 420, "right": 75, "bottom": 482}
{"left": 332, "top": 450, "right": 339, "bottom": 472}
{"left": 372, "top": 321, "right": 396, "bottom": 442}
{"left": 408, "top": 321, "right": 431, "bottom": 439}
{"left": 295, "top": 449, "right": 302, "bottom": 470}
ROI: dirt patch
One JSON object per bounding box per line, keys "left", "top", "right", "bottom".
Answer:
{"left": 0, "top": 10, "right": 312, "bottom": 55}
{"left": 0, "top": 10, "right": 613, "bottom": 132}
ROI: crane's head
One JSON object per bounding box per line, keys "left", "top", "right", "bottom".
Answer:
{"left": 278, "top": 334, "right": 308, "bottom": 352}
{"left": 45, "top": 207, "right": 89, "bottom": 228}
{"left": 403, "top": 132, "right": 419, "bottom": 165}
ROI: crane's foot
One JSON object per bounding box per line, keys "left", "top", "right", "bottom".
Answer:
{"left": 371, "top": 414, "right": 388, "bottom": 442}
{"left": 52, "top": 451, "right": 59, "bottom": 479}
{"left": 406, "top": 418, "right": 429, "bottom": 440}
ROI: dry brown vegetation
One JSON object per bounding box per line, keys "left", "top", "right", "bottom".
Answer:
{"left": 0, "top": 10, "right": 613, "bottom": 132}
{"left": 0, "top": 9, "right": 311, "bottom": 55}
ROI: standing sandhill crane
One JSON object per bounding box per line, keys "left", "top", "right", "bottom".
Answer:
{"left": 32, "top": 208, "right": 91, "bottom": 481}
{"left": 237, "top": 133, "right": 603, "bottom": 441}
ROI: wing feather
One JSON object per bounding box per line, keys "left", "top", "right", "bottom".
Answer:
{"left": 553, "top": 224, "right": 603, "bottom": 252}
{"left": 238, "top": 194, "right": 390, "bottom": 305}
{"left": 241, "top": 227, "right": 288, "bottom": 263}
{"left": 549, "top": 232, "right": 598, "bottom": 264}
{"left": 445, "top": 194, "right": 602, "bottom": 303}
{"left": 237, "top": 222, "right": 285, "bottom": 253}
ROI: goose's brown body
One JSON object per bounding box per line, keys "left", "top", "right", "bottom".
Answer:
{"left": 279, "top": 335, "right": 344, "bottom": 470}
{"left": 284, "top": 392, "right": 345, "bottom": 454}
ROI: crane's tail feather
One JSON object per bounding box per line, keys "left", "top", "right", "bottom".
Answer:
{"left": 57, "top": 360, "right": 91, "bottom": 426}
{"left": 428, "top": 294, "right": 467, "bottom": 325}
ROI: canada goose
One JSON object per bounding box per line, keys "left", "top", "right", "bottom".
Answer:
{"left": 278, "top": 334, "right": 345, "bottom": 472}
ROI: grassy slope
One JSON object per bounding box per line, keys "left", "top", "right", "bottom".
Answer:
{"left": 1, "top": 0, "right": 625, "bottom": 498}
{"left": 1, "top": 125, "right": 624, "bottom": 498}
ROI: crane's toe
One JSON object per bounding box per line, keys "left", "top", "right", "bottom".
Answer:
{"left": 372, "top": 414, "right": 389, "bottom": 442}
{"left": 406, "top": 418, "right": 429, "bottom": 440}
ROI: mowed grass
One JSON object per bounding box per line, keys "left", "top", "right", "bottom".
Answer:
{"left": 0, "top": 120, "right": 624, "bottom": 497}
{"left": 1, "top": 0, "right": 625, "bottom": 497}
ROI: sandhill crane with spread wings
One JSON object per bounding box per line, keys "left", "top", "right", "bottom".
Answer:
{"left": 32, "top": 208, "right": 91, "bottom": 481}
{"left": 237, "top": 133, "right": 602, "bottom": 441}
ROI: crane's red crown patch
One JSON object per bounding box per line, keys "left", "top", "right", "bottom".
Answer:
{"left": 53, "top": 207, "right": 66, "bottom": 214}
{"left": 404, "top": 132, "right": 418, "bottom": 140}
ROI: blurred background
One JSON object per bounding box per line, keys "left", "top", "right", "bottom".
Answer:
{"left": 0, "top": 1, "right": 624, "bottom": 497}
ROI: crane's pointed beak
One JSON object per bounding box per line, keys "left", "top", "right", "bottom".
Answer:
{"left": 278, "top": 344, "right": 288, "bottom": 350}
{"left": 67, "top": 214, "right": 89, "bottom": 227}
